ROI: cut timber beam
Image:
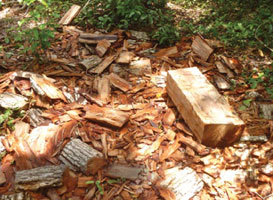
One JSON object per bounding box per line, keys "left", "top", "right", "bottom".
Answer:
{"left": 167, "top": 67, "right": 245, "bottom": 147}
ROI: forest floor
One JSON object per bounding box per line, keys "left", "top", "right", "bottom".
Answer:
{"left": 0, "top": 2, "right": 272, "bottom": 200}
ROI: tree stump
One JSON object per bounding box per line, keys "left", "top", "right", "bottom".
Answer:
{"left": 59, "top": 138, "right": 106, "bottom": 175}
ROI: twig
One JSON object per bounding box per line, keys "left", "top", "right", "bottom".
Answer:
{"left": 255, "top": 22, "right": 273, "bottom": 52}
{"left": 78, "top": 0, "right": 91, "bottom": 16}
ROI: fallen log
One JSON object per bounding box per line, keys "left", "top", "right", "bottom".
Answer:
{"left": 167, "top": 67, "right": 245, "bottom": 147}
{"left": 15, "top": 165, "right": 67, "bottom": 191}
{"left": 0, "top": 192, "right": 31, "bottom": 200}
{"left": 84, "top": 105, "right": 130, "bottom": 128}
{"left": 59, "top": 138, "right": 106, "bottom": 175}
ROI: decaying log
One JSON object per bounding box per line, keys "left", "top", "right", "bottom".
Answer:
{"left": 15, "top": 165, "right": 67, "bottom": 191}
{"left": 59, "top": 138, "right": 106, "bottom": 175}
{"left": 0, "top": 192, "right": 31, "bottom": 200}
{"left": 79, "top": 33, "right": 117, "bottom": 44}
{"left": 191, "top": 36, "right": 213, "bottom": 61}
{"left": 105, "top": 164, "right": 142, "bottom": 180}
{"left": 59, "top": 5, "right": 81, "bottom": 25}
{"left": 84, "top": 105, "right": 130, "bottom": 128}
{"left": 108, "top": 73, "right": 132, "bottom": 92}
{"left": 167, "top": 67, "right": 245, "bottom": 147}
{"left": 159, "top": 167, "right": 204, "bottom": 200}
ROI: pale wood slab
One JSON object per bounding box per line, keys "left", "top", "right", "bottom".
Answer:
{"left": 59, "top": 5, "right": 81, "bottom": 25}
{"left": 167, "top": 67, "right": 245, "bottom": 147}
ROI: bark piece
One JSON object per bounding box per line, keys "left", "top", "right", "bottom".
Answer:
{"left": 28, "top": 108, "right": 45, "bottom": 127}
{"left": 97, "top": 76, "right": 111, "bottom": 103}
{"left": 129, "top": 30, "right": 149, "bottom": 41}
{"left": 213, "top": 75, "right": 231, "bottom": 90}
{"left": 108, "top": 73, "right": 132, "bottom": 92}
{"left": 59, "top": 138, "right": 105, "bottom": 175}
{"left": 96, "top": 39, "right": 111, "bottom": 57}
{"left": 80, "top": 55, "right": 102, "bottom": 70}
{"left": 215, "top": 61, "right": 234, "bottom": 78}
{"left": 79, "top": 33, "right": 117, "bottom": 44}
{"left": 15, "top": 165, "right": 67, "bottom": 191}
{"left": 129, "top": 59, "right": 152, "bottom": 75}
{"left": 191, "top": 36, "right": 213, "bottom": 61}
{"left": 30, "top": 76, "right": 67, "bottom": 102}
{"left": 167, "top": 67, "right": 245, "bottom": 147}
{"left": 89, "top": 55, "right": 115, "bottom": 74}
{"left": 162, "top": 108, "right": 176, "bottom": 126}
{"left": 116, "top": 51, "right": 135, "bottom": 64}
{"left": 160, "top": 167, "right": 204, "bottom": 200}
{"left": 154, "top": 46, "right": 178, "bottom": 58}
{"left": 0, "top": 170, "right": 6, "bottom": 185}
{"left": 84, "top": 105, "right": 130, "bottom": 128}
{"left": 0, "top": 93, "right": 28, "bottom": 109}
{"left": 0, "top": 192, "right": 31, "bottom": 200}
{"left": 259, "top": 104, "right": 273, "bottom": 120}
{"left": 220, "top": 56, "right": 242, "bottom": 74}
{"left": 59, "top": 5, "right": 81, "bottom": 25}
{"left": 105, "top": 164, "right": 142, "bottom": 180}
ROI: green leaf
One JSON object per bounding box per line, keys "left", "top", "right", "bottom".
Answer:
{"left": 243, "top": 99, "right": 252, "bottom": 107}
{"left": 96, "top": 180, "right": 104, "bottom": 195}
{"left": 107, "top": 179, "right": 120, "bottom": 184}
{"left": 85, "top": 180, "right": 95, "bottom": 184}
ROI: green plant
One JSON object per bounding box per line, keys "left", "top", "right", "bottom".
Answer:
{"left": 242, "top": 64, "right": 273, "bottom": 98}
{"left": 0, "top": 109, "right": 24, "bottom": 131}
{"left": 77, "top": 0, "right": 180, "bottom": 46}
{"left": 85, "top": 178, "right": 124, "bottom": 195}
{"left": 178, "top": 0, "right": 273, "bottom": 52}
{"left": 7, "top": 0, "right": 70, "bottom": 59}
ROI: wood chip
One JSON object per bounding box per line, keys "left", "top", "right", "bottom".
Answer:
{"left": 79, "top": 33, "right": 117, "bottom": 44}
{"left": 213, "top": 75, "right": 231, "bottom": 90}
{"left": 96, "top": 39, "right": 111, "bottom": 57}
{"left": 84, "top": 105, "right": 130, "bottom": 128}
{"left": 191, "top": 36, "right": 213, "bottom": 61}
{"left": 154, "top": 46, "right": 178, "bottom": 57}
{"left": 89, "top": 55, "right": 115, "bottom": 74}
{"left": 116, "top": 51, "right": 135, "bottom": 64}
{"left": 129, "top": 59, "right": 152, "bottom": 75}
{"left": 108, "top": 73, "right": 132, "bottom": 92}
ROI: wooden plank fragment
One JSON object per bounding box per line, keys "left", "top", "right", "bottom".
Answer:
{"left": 105, "top": 164, "right": 142, "bottom": 180}
{"left": 191, "top": 36, "right": 213, "bottom": 61}
{"left": 59, "top": 5, "right": 81, "bottom": 25}
{"left": 97, "top": 76, "right": 111, "bottom": 103}
{"left": 166, "top": 67, "right": 245, "bottom": 147}
{"left": 108, "top": 73, "right": 132, "bottom": 92}
{"left": 59, "top": 138, "right": 106, "bottom": 175}
{"left": 84, "top": 105, "right": 130, "bottom": 128}
{"left": 79, "top": 33, "right": 117, "bottom": 44}
{"left": 15, "top": 165, "right": 67, "bottom": 191}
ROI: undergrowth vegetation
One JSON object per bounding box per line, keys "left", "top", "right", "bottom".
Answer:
{"left": 76, "top": 0, "right": 180, "bottom": 45}
{"left": 176, "top": 0, "right": 273, "bottom": 54}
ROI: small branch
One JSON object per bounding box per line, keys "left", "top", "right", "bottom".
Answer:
{"left": 255, "top": 22, "right": 273, "bottom": 52}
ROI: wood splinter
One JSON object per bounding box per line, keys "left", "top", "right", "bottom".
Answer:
{"left": 59, "top": 138, "right": 106, "bottom": 175}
